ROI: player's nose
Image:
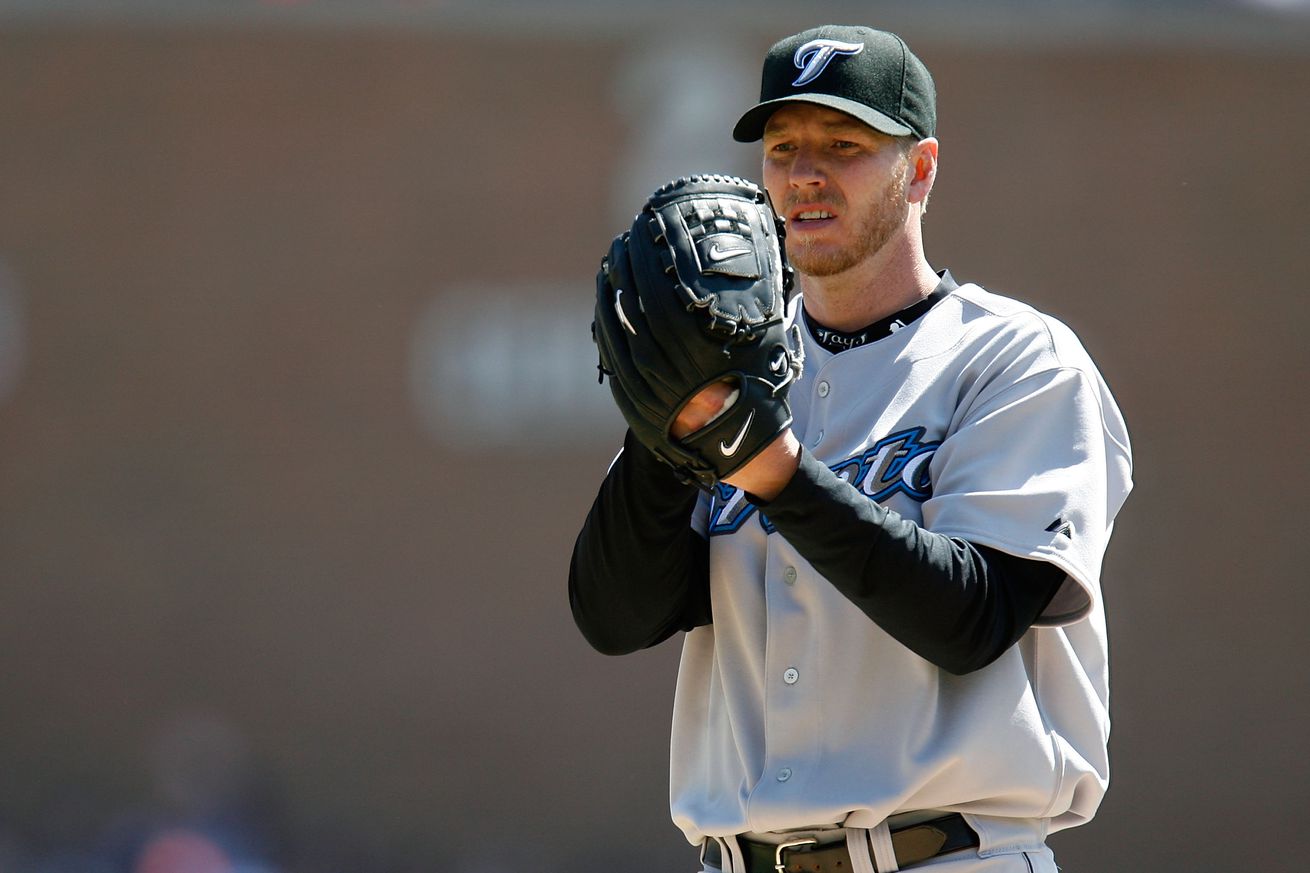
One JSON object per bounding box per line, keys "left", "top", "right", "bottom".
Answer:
{"left": 787, "top": 148, "right": 826, "bottom": 188}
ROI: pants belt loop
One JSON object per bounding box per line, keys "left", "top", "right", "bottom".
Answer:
{"left": 721, "top": 834, "right": 746, "bottom": 873}
{"left": 867, "top": 821, "right": 900, "bottom": 872}
{"left": 844, "top": 828, "right": 878, "bottom": 873}
{"left": 702, "top": 836, "right": 726, "bottom": 873}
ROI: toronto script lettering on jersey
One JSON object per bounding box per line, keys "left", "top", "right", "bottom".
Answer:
{"left": 708, "top": 426, "right": 941, "bottom": 535}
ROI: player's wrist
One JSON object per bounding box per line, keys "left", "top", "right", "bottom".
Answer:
{"left": 723, "top": 429, "right": 801, "bottom": 501}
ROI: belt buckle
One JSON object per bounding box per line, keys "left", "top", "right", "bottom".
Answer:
{"left": 773, "top": 837, "right": 818, "bottom": 873}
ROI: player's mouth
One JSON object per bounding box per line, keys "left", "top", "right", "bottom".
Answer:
{"left": 787, "top": 206, "right": 839, "bottom": 231}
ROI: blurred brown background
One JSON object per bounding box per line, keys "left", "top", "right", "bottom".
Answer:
{"left": 0, "top": 3, "right": 1307, "bottom": 872}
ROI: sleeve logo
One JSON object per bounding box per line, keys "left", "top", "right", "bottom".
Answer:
{"left": 1045, "top": 517, "right": 1073, "bottom": 539}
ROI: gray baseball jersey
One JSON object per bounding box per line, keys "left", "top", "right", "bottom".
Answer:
{"left": 670, "top": 280, "right": 1133, "bottom": 845}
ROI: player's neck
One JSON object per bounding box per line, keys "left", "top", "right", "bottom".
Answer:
{"left": 798, "top": 237, "right": 938, "bottom": 332}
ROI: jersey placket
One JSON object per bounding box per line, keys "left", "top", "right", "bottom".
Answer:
{"left": 746, "top": 363, "right": 834, "bottom": 826}
{"left": 749, "top": 535, "right": 823, "bottom": 825}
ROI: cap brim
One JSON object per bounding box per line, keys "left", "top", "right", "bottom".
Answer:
{"left": 732, "top": 94, "right": 915, "bottom": 143}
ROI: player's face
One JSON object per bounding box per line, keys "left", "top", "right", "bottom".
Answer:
{"left": 761, "top": 104, "right": 912, "bottom": 277}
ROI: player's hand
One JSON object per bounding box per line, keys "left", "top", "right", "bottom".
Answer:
{"left": 673, "top": 382, "right": 801, "bottom": 500}
{"left": 670, "top": 380, "right": 739, "bottom": 439}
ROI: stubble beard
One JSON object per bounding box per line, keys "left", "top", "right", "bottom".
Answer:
{"left": 787, "top": 161, "right": 911, "bottom": 278}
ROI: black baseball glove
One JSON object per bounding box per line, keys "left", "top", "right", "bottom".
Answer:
{"left": 593, "top": 174, "right": 803, "bottom": 489}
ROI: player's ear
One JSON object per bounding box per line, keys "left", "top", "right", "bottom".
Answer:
{"left": 906, "top": 137, "right": 938, "bottom": 205}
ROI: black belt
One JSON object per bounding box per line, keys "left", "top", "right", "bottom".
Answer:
{"left": 702, "top": 814, "right": 979, "bottom": 873}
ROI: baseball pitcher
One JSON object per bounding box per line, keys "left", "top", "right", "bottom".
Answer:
{"left": 572, "top": 24, "right": 1133, "bottom": 873}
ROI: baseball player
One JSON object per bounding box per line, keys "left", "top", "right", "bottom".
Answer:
{"left": 572, "top": 24, "right": 1133, "bottom": 873}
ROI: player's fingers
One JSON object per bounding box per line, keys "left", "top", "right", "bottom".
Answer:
{"left": 671, "top": 378, "right": 740, "bottom": 439}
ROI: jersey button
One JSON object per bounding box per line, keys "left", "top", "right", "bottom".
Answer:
{"left": 777, "top": 768, "right": 792, "bottom": 782}
{"left": 783, "top": 668, "right": 799, "bottom": 685}
{"left": 783, "top": 566, "right": 798, "bottom": 585}
{"left": 817, "top": 381, "right": 830, "bottom": 397}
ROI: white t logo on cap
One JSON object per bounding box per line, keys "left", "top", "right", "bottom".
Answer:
{"left": 792, "top": 39, "right": 864, "bottom": 87}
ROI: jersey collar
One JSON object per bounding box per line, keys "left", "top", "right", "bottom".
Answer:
{"left": 803, "top": 269, "right": 959, "bottom": 355}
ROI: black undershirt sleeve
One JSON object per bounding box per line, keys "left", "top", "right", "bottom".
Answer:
{"left": 569, "top": 431, "right": 712, "bottom": 656}
{"left": 756, "top": 446, "right": 1065, "bottom": 675}
{"left": 568, "top": 437, "right": 1064, "bottom": 673}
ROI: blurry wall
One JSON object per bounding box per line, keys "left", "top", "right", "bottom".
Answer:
{"left": 0, "top": 10, "right": 1308, "bottom": 873}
